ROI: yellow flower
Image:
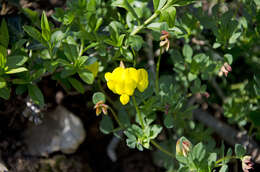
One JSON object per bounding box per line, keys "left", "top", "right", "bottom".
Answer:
{"left": 105, "top": 65, "right": 149, "bottom": 105}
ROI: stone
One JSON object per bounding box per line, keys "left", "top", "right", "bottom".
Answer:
{"left": 24, "top": 105, "right": 86, "bottom": 156}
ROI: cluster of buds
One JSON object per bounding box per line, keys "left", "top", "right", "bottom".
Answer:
{"left": 176, "top": 137, "right": 192, "bottom": 157}
{"left": 242, "top": 156, "right": 254, "bottom": 172}
{"left": 160, "top": 30, "right": 170, "bottom": 52}
{"left": 218, "top": 62, "right": 232, "bottom": 77}
{"left": 94, "top": 101, "right": 108, "bottom": 116}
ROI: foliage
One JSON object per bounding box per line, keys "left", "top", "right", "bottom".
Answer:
{"left": 1, "top": 0, "right": 260, "bottom": 171}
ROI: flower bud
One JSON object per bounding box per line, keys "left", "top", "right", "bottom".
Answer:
{"left": 94, "top": 101, "right": 109, "bottom": 116}
{"left": 242, "top": 155, "right": 254, "bottom": 172}
{"left": 176, "top": 137, "right": 192, "bottom": 157}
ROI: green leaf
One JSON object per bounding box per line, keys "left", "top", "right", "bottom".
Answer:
{"left": 249, "top": 110, "right": 260, "bottom": 126}
{"left": 213, "top": 42, "right": 221, "bottom": 49}
{"left": 41, "top": 11, "right": 51, "bottom": 42}
{"left": 160, "top": 6, "right": 176, "bottom": 28}
{"left": 0, "top": 49, "right": 6, "bottom": 68}
{"left": 23, "top": 25, "right": 46, "bottom": 46}
{"left": 150, "top": 124, "right": 163, "bottom": 139}
{"left": 176, "top": 155, "right": 188, "bottom": 164}
{"left": 51, "top": 30, "right": 65, "bottom": 45}
{"left": 219, "top": 165, "right": 228, "bottom": 172}
{"left": 87, "top": 0, "right": 96, "bottom": 11}
{"left": 224, "top": 54, "right": 233, "bottom": 64}
{"left": 208, "top": 153, "right": 217, "bottom": 168}
{"left": 0, "top": 19, "right": 9, "bottom": 48}
{"left": 6, "top": 55, "right": 28, "bottom": 69}
{"left": 99, "top": 115, "right": 114, "bottom": 134}
{"left": 111, "top": 0, "right": 139, "bottom": 20}
{"left": 235, "top": 144, "right": 246, "bottom": 158}
{"left": 128, "top": 35, "right": 144, "bottom": 51}
{"left": 158, "top": 0, "right": 167, "bottom": 10}
{"left": 182, "top": 44, "right": 193, "bottom": 63}
{"left": 32, "top": 68, "right": 46, "bottom": 80}
{"left": 0, "top": 77, "right": 6, "bottom": 89}
{"left": 28, "top": 84, "right": 44, "bottom": 107}
{"left": 5, "top": 67, "right": 28, "bottom": 74}
{"left": 22, "top": 8, "right": 40, "bottom": 27}
{"left": 77, "top": 56, "right": 89, "bottom": 67}
{"left": 146, "top": 22, "right": 168, "bottom": 32}
{"left": 16, "top": 85, "right": 27, "bottom": 95}
{"left": 117, "top": 34, "right": 125, "bottom": 47}
{"left": 164, "top": 114, "right": 174, "bottom": 128}
{"left": 92, "top": 92, "right": 106, "bottom": 104}
{"left": 193, "top": 142, "right": 206, "bottom": 162}
{"left": 0, "top": 87, "right": 10, "bottom": 100}
{"left": 153, "top": 0, "right": 159, "bottom": 10}
{"left": 61, "top": 68, "right": 76, "bottom": 78}
{"left": 229, "top": 32, "right": 241, "bottom": 44}
{"left": 63, "top": 43, "right": 78, "bottom": 62}
{"left": 68, "top": 78, "right": 85, "bottom": 94}
{"left": 254, "top": 75, "right": 260, "bottom": 96}
{"left": 78, "top": 70, "right": 94, "bottom": 84}
{"left": 118, "top": 107, "right": 131, "bottom": 127}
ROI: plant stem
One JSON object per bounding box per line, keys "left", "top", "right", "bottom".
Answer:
{"left": 215, "top": 156, "right": 239, "bottom": 165}
{"left": 132, "top": 96, "right": 145, "bottom": 129}
{"left": 130, "top": 12, "right": 158, "bottom": 36}
{"left": 151, "top": 140, "right": 175, "bottom": 158}
{"left": 109, "top": 107, "right": 123, "bottom": 128}
{"left": 97, "top": 79, "right": 117, "bottom": 109}
{"left": 156, "top": 48, "right": 162, "bottom": 95}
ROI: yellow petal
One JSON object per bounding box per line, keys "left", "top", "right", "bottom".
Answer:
{"left": 105, "top": 72, "right": 112, "bottom": 81}
{"left": 137, "top": 69, "right": 149, "bottom": 92}
{"left": 120, "top": 94, "right": 130, "bottom": 105}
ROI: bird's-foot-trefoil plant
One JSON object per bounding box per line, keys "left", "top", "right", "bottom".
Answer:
{"left": 1, "top": 0, "right": 259, "bottom": 171}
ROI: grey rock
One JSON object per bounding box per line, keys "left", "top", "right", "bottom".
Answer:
{"left": 24, "top": 105, "right": 86, "bottom": 156}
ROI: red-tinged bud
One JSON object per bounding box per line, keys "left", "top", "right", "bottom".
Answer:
{"left": 94, "top": 101, "right": 109, "bottom": 116}
{"left": 202, "top": 92, "right": 210, "bottom": 98}
{"left": 242, "top": 156, "right": 254, "bottom": 172}
{"left": 176, "top": 137, "right": 192, "bottom": 157}
{"left": 219, "top": 62, "right": 232, "bottom": 77}
{"left": 160, "top": 30, "right": 170, "bottom": 52}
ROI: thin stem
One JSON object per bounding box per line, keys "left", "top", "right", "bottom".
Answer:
{"left": 132, "top": 96, "right": 145, "bottom": 129}
{"left": 130, "top": 1, "right": 173, "bottom": 36}
{"left": 215, "top": 156, "right": 239, "bottom": 165}
{"left": 151, "top": 140, "right": 175, "bottom": 158}
{"left": 248, "top": 122, "right": 254, "bottom": 136}
{"left": 156, "top": 48, "right": 162, "bottom": 95}
{"left": 130, "top": 12, "right": 159, "bottom": 36}
{"left": 109, "top": 107, "right": 123, "bottom": 128}
{"left": 98, "top": 79, "right": 117, "bottom": 109}
{"left": 79, "top": 40, "right": 84, "bottom": 57}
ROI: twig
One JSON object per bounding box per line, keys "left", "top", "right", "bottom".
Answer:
{"left": 193, "top": 109, "right": 260, "bottom": 163}
{"left": 210, "top": 78, "right": 226, "bottom": 102}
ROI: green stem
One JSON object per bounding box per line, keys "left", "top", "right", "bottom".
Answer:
{"left": 155, "top": 48, "right": 162, "bottom": 95}
{"left": 130, "top": 1, "right": 173, "bottom": 36}
{"left": 215, "top": 156, "right": 239, "bottom": 166}
{"left": 151, "top": 140, "right": 175, "bottom": 158}
{"left": 130, "top": 12, "right": 159, "bottom": 36}
{"left": 97, "top": 79, "right": 117, "bottom": 109}
{"left": 132, "top": 96, "right": 145, "bottom": 129}
{"left": 109, "top": 107, "right": 123, "bottom": 128}
{"left": 248, "top": 122, "right": 254, "bottom": 136}
{"left": 79, "top": 40, "right": 84, "bottom": 57}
